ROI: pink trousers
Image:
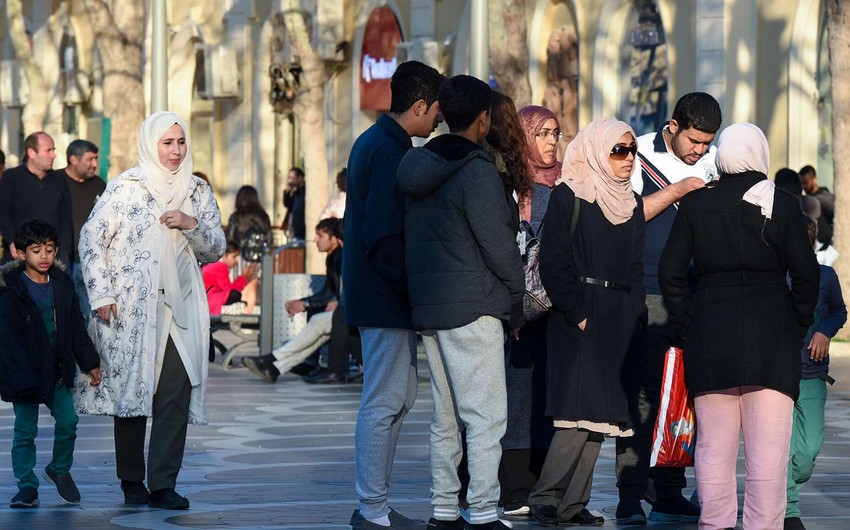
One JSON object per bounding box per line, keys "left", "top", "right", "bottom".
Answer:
{"left": 693, "top": 386, "right": 793, "bottom": 530}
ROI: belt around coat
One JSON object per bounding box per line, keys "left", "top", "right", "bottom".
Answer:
{"left": 578, "top": 276, "right": 631, "bottom": 292}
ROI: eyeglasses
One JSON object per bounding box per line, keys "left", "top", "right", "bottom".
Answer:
{"left": 536, "top": 129, "right": 564, "bottom": 142}
{"left": 610, "top": 143, "right": 638, "bottom": 160}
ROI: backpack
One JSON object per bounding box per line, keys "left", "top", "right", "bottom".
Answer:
{"left": 522, "top": 196, "right": 580, "bottom": 321}
{"left": 241, "top": 228, "right": 269, "bottom": 262}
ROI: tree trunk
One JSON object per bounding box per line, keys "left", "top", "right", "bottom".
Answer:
{"left": 488, "top": 0, "right": 532, "bottom": 108}
{"left": 6, "top": 0, "right": 49, "bottom": 132}
{"left": 82, "top": 0, "right": 146, "bottom": 177}
{"left": 281, "top": 1, "right": 330, "bottom": 273}
{"left": 827, "top": 0, "right": 850, "bottom": 337}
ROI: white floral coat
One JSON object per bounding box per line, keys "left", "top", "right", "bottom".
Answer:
{"left": 75, "top": 168, "right": 225, "bottom": 424}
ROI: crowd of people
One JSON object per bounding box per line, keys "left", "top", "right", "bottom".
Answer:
{"left": 0, "top": 58, "right": 844, "bottom": 530}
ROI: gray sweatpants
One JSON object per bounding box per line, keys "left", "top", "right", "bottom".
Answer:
{"left": 422, "top": 315, "right": 507, "bottom": 525}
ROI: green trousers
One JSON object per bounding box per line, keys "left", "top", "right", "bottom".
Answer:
{"left": 12, "top": 384, "right": 79, "bottom": 490}
{"left": 786, "top": 378, "right": 827, "bottom": 518}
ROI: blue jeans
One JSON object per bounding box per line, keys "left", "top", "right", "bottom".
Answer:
{"left": 355, "top": 328, "right": 418, "bottom": 519}
{"left": 71, "top": 261, "right": 91, "bottom": 323}
{"left": 12, "top": 385, "right": 79, "bottom": 490}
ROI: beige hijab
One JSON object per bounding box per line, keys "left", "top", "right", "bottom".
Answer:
{"left": 557, "top": 117, "right": 637, "bottom": 225}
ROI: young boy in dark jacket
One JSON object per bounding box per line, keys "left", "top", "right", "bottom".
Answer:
{"left": 0, "top": 220, "right": 102, "bottom": 508}
{"left": 785, "top": 218, "right": 847, "bottom": 530}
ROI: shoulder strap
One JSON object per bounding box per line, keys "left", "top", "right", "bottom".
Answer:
{"left": 570, "top": 196, "right": 580, "bottom": 237}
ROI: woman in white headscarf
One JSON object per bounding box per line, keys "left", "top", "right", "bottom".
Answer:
{"left": 77, "top": 112, "right": 225, "bottom": 510}
{"left": 658, "top": 123, "right": 820, "bottom": 529}
{"left": 528, "top": 117, "right": 647, "bottom": 526}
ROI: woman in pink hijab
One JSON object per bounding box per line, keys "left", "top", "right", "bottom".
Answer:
{"left": 528, "top": 117, "right": 647, "bottom": 526}
{"left": 496, "top": 106, "right": 563, "bottom": 517}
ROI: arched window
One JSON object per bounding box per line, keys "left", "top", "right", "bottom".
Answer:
{"left": 620, "top": 0, "right": 668, "bottom": 135}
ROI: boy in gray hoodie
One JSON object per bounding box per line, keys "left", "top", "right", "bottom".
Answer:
{"left": 398, "top": 75, "right": 524, "bottom": 530}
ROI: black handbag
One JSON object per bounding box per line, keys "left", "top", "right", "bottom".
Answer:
{"left": 522, "top": 196, "right": 580, "bottom": 321}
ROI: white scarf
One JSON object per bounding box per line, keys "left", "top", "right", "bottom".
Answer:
{"left": 137, "top": 112, "right": 194, "bottom": 328}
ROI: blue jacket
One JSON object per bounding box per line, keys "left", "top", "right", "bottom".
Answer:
{"left": 0, "top": 261, "right": 100, "bottom": 403}
{"left": 801, "top": 265, "right": 846, "bottom": 380}
{"left": 342, "top": 114, "right": 413, "bottom": 329}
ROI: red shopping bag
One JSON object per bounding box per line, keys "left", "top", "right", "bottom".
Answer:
{"left": 650, "top": 347, "right": 696, "bottom": 467}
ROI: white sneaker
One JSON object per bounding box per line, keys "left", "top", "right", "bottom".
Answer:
{"left": 502, "top": 505, "right": 530, "bottom": 516}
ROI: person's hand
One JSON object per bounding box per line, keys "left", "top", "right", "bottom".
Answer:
{"left": 241, "top": 262, "right": 259, "bottom": 282}
{"left": 808, "top": 331, "right": 830, "bottom": 362}
{"left": 160, "top": 209, "right": 198, "bottom": 231}
{"left": 96, "top": 303, "right": 118, "bottom": 323}
{"left": 578, "top": 318, "right": 587, "bottom": 331}
{"left": 87, "top": 367, "right": 103, "bottom": 386}
{"left": 325, "top": 300, "right": 339, "bottom": 312}
{"left": 676, "top": 177, "right": 707, "bottom": 197}
{"left": 284, "top": 299, "right": 306, "bottom": 316}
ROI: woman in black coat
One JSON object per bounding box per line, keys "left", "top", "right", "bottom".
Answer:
{"left": 658, "top": 123, "right": 820, "bottom": 529}
{"left": 528, "top": 117, "right": 646, "bottom": 526}
{"left": 226, "top": 185, "right": 272, "bottom": 313}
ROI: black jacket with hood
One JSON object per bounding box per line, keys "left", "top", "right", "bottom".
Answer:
{"left": 398, "top": 134, "right": 525, "bottom": 331}
{"left": 0, "top": 261, "right": 100, "bottom": 403}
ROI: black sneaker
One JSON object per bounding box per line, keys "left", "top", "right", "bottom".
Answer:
{"left": 563, "top": 508, "right": 603, "bottom": 526}
{"left": 241, "top": 355, "right": 280, "bottom": 382}
{"left": 121, "top": 480, "right": 150, "bottom": 505}
{"left": 784, "top": 517, "right": 806, "bottom": 530}
{"left": 289, "top": 362, "right": 317, "bottom": 376}
{"left": 427, "top": 516, "right": 465, "bottom": 529}
{"left": 350, "top": 508, "right": 426, "bottom": 529}
{"left": 149, "top": 488, "right": 190, "bottom": 510}
{"left": 10, "top": 487, "right": 39, "bottom": 508}
{"left": 616, "top": 496, "right": 647, "bottom": 525}
{"left": 648, "top": 495, "right": 700, "bottom": 523}
{"left": 531, "top": 504, "right": 559, "bottom": 527}
{"left": 43, "top": 466, "right": 80, "bottom": 504}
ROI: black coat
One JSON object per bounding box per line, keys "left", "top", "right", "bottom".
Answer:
{"left": 398, "top": 134, "right": 525, "bottom": 331}
{"left": 0, "top": 262, "right": 100, "bottom": 403}
{"left": 658, "top": 171, "right": 820, "bottom": 399}
{"left": 539, "top": 184, "right": 646, "bottom": 427}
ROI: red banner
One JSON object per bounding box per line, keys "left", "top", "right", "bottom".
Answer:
{"left": 360, "top": 7, "right": 403, "bottom": 111}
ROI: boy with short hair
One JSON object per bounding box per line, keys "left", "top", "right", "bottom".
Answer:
{"left": 398, "top": 75, "right": 525, "bottom": 530}
{"left": 0, "top": 219, "right": 102, "bottom": 508}
{"left": 202, "top": 239, "right": 259, "bottom": 316}
{"left": 784, "top": 218, "right": 847, "bottom": 530}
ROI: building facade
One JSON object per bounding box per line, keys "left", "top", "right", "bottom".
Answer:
{"left": 0, "top": 0, "right": 835, "bottom": 269}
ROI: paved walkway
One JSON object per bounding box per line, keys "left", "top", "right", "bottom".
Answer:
{"left": 2, "top": 338, "right": 850, "bottom": 529}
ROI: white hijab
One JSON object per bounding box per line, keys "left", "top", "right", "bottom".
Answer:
{"left": 138, "top": 111, "right": 193, "bottom": 212}
{"left": 138, "top": 112, "right": 195, "bottom": 330}
{"left": 716, "top": 123, "right": 775, "bottom": 218}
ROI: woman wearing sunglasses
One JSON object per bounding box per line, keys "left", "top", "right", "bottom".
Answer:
{"left": 528, "top": 117, "right": 647, "bottom": 527}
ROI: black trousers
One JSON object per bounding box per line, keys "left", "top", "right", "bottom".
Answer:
{"left": 498, "top": 448, "right": 549, "bottom": 506}
{"left": 615, "top": 294, "right": 687, "bottom": 501}
{"left": 327, "top": 303, "right": 362, "bottom": 376}
{"left": 114, "top": 336, "right": 192, "bottom": 491}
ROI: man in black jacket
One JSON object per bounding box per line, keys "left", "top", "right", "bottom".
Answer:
{"left": 242, "top": 218, "right": 342, "bottom": 382}
{"left": 0, "top": 132, "right": 73, "bottom": 265}
{"left": 398, "top": 75, "right": 524, "bottom": 530}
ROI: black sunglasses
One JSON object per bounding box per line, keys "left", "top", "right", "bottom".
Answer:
{"left": 610, "top": 143, "right": 638, "bottom": 160}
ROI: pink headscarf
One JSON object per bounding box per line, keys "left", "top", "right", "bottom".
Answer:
{"left": 557, "top": 117, "right": 637, "bottom": 225}
{"left": 518, "top": 105, "right": 562, "bottom": 187}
